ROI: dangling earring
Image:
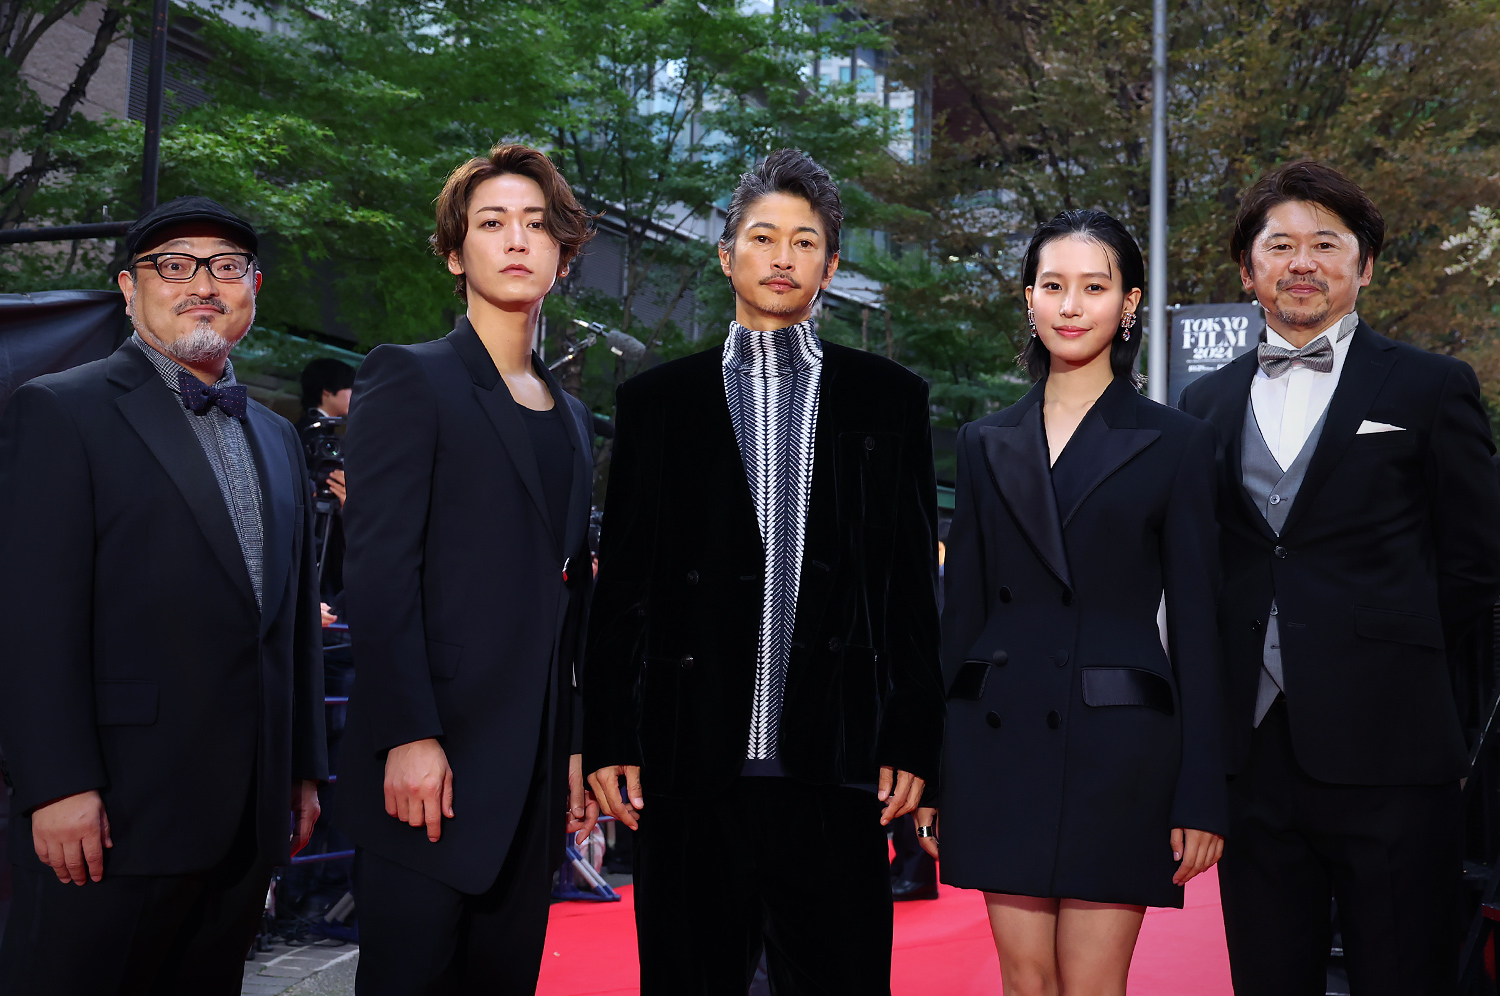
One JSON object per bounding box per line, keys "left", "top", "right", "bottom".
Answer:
{"left": 1120, "top": 311, "right": 1137, "bottom": 342}
{"left": 1027, "top": 308, "right": 1038, "bottom": 337}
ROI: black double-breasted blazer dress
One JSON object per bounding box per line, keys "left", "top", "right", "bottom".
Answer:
{"left": 937, "top": 376, "right": 1228, "bottom": 908}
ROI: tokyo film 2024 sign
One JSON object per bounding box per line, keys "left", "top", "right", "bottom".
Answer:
{"left": 1168, "top": 303, "right": 1264, "bottom": 407}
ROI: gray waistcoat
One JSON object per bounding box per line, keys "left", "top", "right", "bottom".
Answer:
{"left": 1241, "top": 402, "right": 1329, "bottom": 725}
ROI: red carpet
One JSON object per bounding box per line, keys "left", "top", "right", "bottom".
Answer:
{"left": 536, "top": 869, "right": 1232, "bottom": 995}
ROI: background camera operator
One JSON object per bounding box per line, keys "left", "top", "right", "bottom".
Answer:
{"left": 297, "top": 358, "right": 354, "bottom": 608}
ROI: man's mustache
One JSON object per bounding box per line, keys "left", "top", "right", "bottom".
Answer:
{"left": 1276, "top": 276, "right": 1329, "bottom": 294}
{"left": 760, "top": 274, "right": 802, "bottom": 288}
{"left": 173, "top": 297, "right": 230, "bottom": 315}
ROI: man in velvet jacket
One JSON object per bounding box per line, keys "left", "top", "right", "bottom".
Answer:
{"left": 1180, "top": 161, "right": 1500, "bottom": 995}
{"left": 585, "top": 149, "right": 945, "bottom": 994}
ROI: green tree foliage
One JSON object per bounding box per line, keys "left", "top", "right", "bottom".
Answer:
{"left": 1, "top": 0, "right": 890, "bottom": 354}
{"left": 861, "top": 0, "right": 1500, "bottom": 412}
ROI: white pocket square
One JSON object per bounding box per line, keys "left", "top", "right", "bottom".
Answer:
{"left": 1356, "top": 420, "right": 1405, "bottom": 434}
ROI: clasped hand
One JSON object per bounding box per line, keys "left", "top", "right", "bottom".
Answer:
{"left": 586, "top": 764, "right": 925, "bottom": 830}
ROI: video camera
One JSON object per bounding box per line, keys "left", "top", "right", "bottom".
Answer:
{"left": 301, "top": 415, "right": 345, "bottom": 502}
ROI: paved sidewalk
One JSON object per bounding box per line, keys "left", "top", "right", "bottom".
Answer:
{"left": 242, "top": 940, "right": 358, "bottom": 996}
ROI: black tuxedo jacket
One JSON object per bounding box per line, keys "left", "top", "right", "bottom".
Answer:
{"left": 338, "top": 319, "right": 594, "bottom": 893}
{"left": 0, "top": 339, "right": 327, "bottom": 874}
{"left": 1180, "top": 322, "right": 1500, "bottom": 785}
{"left": 582, "top": 340, "right": 945, "bottom": 796}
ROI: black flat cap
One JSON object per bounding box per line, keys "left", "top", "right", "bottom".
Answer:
{"left": 125, "top": 196, "right": 258, "bottom": 258}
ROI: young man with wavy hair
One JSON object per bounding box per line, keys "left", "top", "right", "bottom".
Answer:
{"left": 338, "top": 144, "right": 599, "bottom": 994}
{"left": 584, "top": 149, "right": 945, "bottom": 993}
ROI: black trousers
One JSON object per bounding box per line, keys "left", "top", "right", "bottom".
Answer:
{"left": 1219, "top": 700, "right": 1462, "bottom": 996}
{"left": 352, "top": 746, "right": 553, "bottom": 996}
{"left": 0, "top": 794, "right": 270, "bottom": 996}
{"left": 634, "top": 777, "right": 893, "bottom": 996}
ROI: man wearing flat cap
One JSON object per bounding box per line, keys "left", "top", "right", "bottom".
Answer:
{"left": 0, "top": 196, "right": 327, "bottom": 995}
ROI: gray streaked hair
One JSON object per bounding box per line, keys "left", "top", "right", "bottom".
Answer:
{"left": 719, "top": 148, "right": 843, "bottom": 259}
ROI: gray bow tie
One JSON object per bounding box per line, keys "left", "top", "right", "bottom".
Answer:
{"left": 1258, "top": 335, "right": 1334, "bottom": 377}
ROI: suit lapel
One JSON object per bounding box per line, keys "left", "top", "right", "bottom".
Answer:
{"left": 1054, "top": 378, "right": 1161, "bottom": 528}
{"left": 244, "top": 403, "right": 294, "bottom": 632}
{"left": 794, "top": 341, "right": 842, "bottom": 624}
{"left": 1280, "top": 323, "right": 1397, "bottom": 536}
{"left": 448, "top": 320, "right": 557, "bottom": 545}
{"left": 978, "top": 383, "right": 1071, "bottom": 589}
{"left": 537, "top": 357, "right": 594, "bottom": 561}
{"left": 109, "top": 343, "right": 257, "bottom": 611}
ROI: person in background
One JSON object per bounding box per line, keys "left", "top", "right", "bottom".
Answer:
{"left": 584, "top": 149, "right": 945, "bottom": 993}
{"left": 339, "top": 143, "right": 598, "bottom": 995}
{"left": 921, "top": 209, "right": 1227, "bottom": 996}
{"left": 296, "top": 357, "right": 356, "bottom": 609}
{"left": 0, "top": 196, "right": 326, "bottom": 995}
{"left": 1180, "top": 160, "right": 1500, "bottom": 996}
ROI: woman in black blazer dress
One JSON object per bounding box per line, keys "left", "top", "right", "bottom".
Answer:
{"left": 917, "top": 210, "right": 1228, "bottom": 994}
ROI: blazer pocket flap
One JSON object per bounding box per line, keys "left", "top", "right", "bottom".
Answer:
{"left": 95, "top": 680, "right": 159, "bottom": 726}
{"left": 1081, "top": 668, "right": 1174, "bottom": 716}
{"left": 426, "top": 639, "right": 464, "bottom": 679}
{"left": 1354, "top": 607, "right": 1444, "bottom": 649}
{"left": 947, "top": 660, "right": 991, "bottom": 701}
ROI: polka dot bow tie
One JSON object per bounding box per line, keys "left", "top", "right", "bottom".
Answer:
{"left": 177, "top": 370, "right": 248, "bottom": 419}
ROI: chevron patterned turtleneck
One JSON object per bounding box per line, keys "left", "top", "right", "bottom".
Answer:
{"left": 722, "top": 319, "right": 824, "bottom": 773}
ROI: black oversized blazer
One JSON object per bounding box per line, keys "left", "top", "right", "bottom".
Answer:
{"left": 1180, "top": 322, "right": 1500, "bottom": 785}
{"left": 338, "top": 319, "right": 594, "bottom": 893}
{"left": 937, "top": 377, "right": 1227, "bottom": 908}
{"left": 0, "top": 339, "right": 327, "bottom": 874}
{"left": 581, "top": 339, "right": 945, "bottom": 796}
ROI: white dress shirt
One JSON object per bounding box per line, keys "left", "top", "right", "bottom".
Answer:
{"left": 1249, "top": 311, "right": 1360, "bottom": 470}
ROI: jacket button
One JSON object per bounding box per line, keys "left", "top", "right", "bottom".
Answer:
{"left": 1047, "top": 710, "right": 1061, "bottom": 730}
{"left": 999, "top": 586, "right": 1013, "bottom": 603}
{"left": 686, "top": 569, "right": 699, "bottom": 584}
{"left": 864, "top": 435, "right": 876, "bottom": 451}
{"left": 1269, "top": 494, "right": 1282, "bottom": 505}
{"left": 828, "top": 637, "right": 842, "bottom": 652}
{"left": 1061, "top": 591, "right": 1073, "bottom": 606}
{"left": 991, "top": 650, "right": 1009, "bottom": 666}
{"left": 680, "top": 655, "right": 695, "bottom": 669}
{"left": 1054, "top": 650, "right": 1069, "bottom": 667}
{"left": 986, "top": 711, "right": 1002, "bottom": 729}
{"left": 637, "top": 607, "right": 648, "bottom": 619}
{"left": 1274, "top": 545, "right": 1288, "bottom": 559}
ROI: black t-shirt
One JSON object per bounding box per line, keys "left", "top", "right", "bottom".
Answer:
{"left": 520, "top": 402, "right": 574, "bottom": 557}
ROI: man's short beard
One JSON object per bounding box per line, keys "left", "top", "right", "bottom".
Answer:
{"left": 1273, "top": 302, "right": 1331, "bottom": 331}
{"left": 130, "top": 289, "right": 251, "bottom": 365}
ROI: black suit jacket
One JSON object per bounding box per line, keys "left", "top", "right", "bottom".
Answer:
{"left": 1180, "top": 322, "right": 1500, "bottom": 785}
{"left": 338, "top": 319, "right": 594, "bottom": 893}
{"left": 582, "top": 340, "right": 945, "bottom": 795}
{"left": 936, "top": 378, "right": 1226, "bottom": 907}
{"left": 0, "top": 339, "right": 327, "bottom": 874}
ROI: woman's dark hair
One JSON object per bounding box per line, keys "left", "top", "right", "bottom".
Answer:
{"left": 1229, "top": 159, "right": 1384, "bottom": 273}
{"left": 719, "top": 148, "right": 843, "bottom": 260}
{"left": 299, "top": 358, "right": 356, "bottom": 410}
{"left": 1019, "top": 209, "right": 1146, "bottom": 385}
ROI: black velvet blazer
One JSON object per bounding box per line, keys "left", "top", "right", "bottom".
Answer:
{"left": 937, "top": 377, "right": 1227, "bottom": 907}
{"left": 582, "top": 339, "right": 945, "bottom": 797}
{"left": 1180, "top": 322, "right": 1500, "bottom": 785}
{"left": 0, "top": 340, "right": 327, "bottom": 874}
{"left": 338, "top": 320, "right": 595, "bottom": 893}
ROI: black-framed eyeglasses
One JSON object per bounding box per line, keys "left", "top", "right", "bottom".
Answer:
{"left": 131, "top": 252, "right": 257, "bottom": 282}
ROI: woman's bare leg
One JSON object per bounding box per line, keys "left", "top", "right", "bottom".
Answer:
{"left": 1054, "top": 899, "right": 1145, "bottom": 996}
{"left": 985, "top": 893, "right": 1062, "bottom": 996}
